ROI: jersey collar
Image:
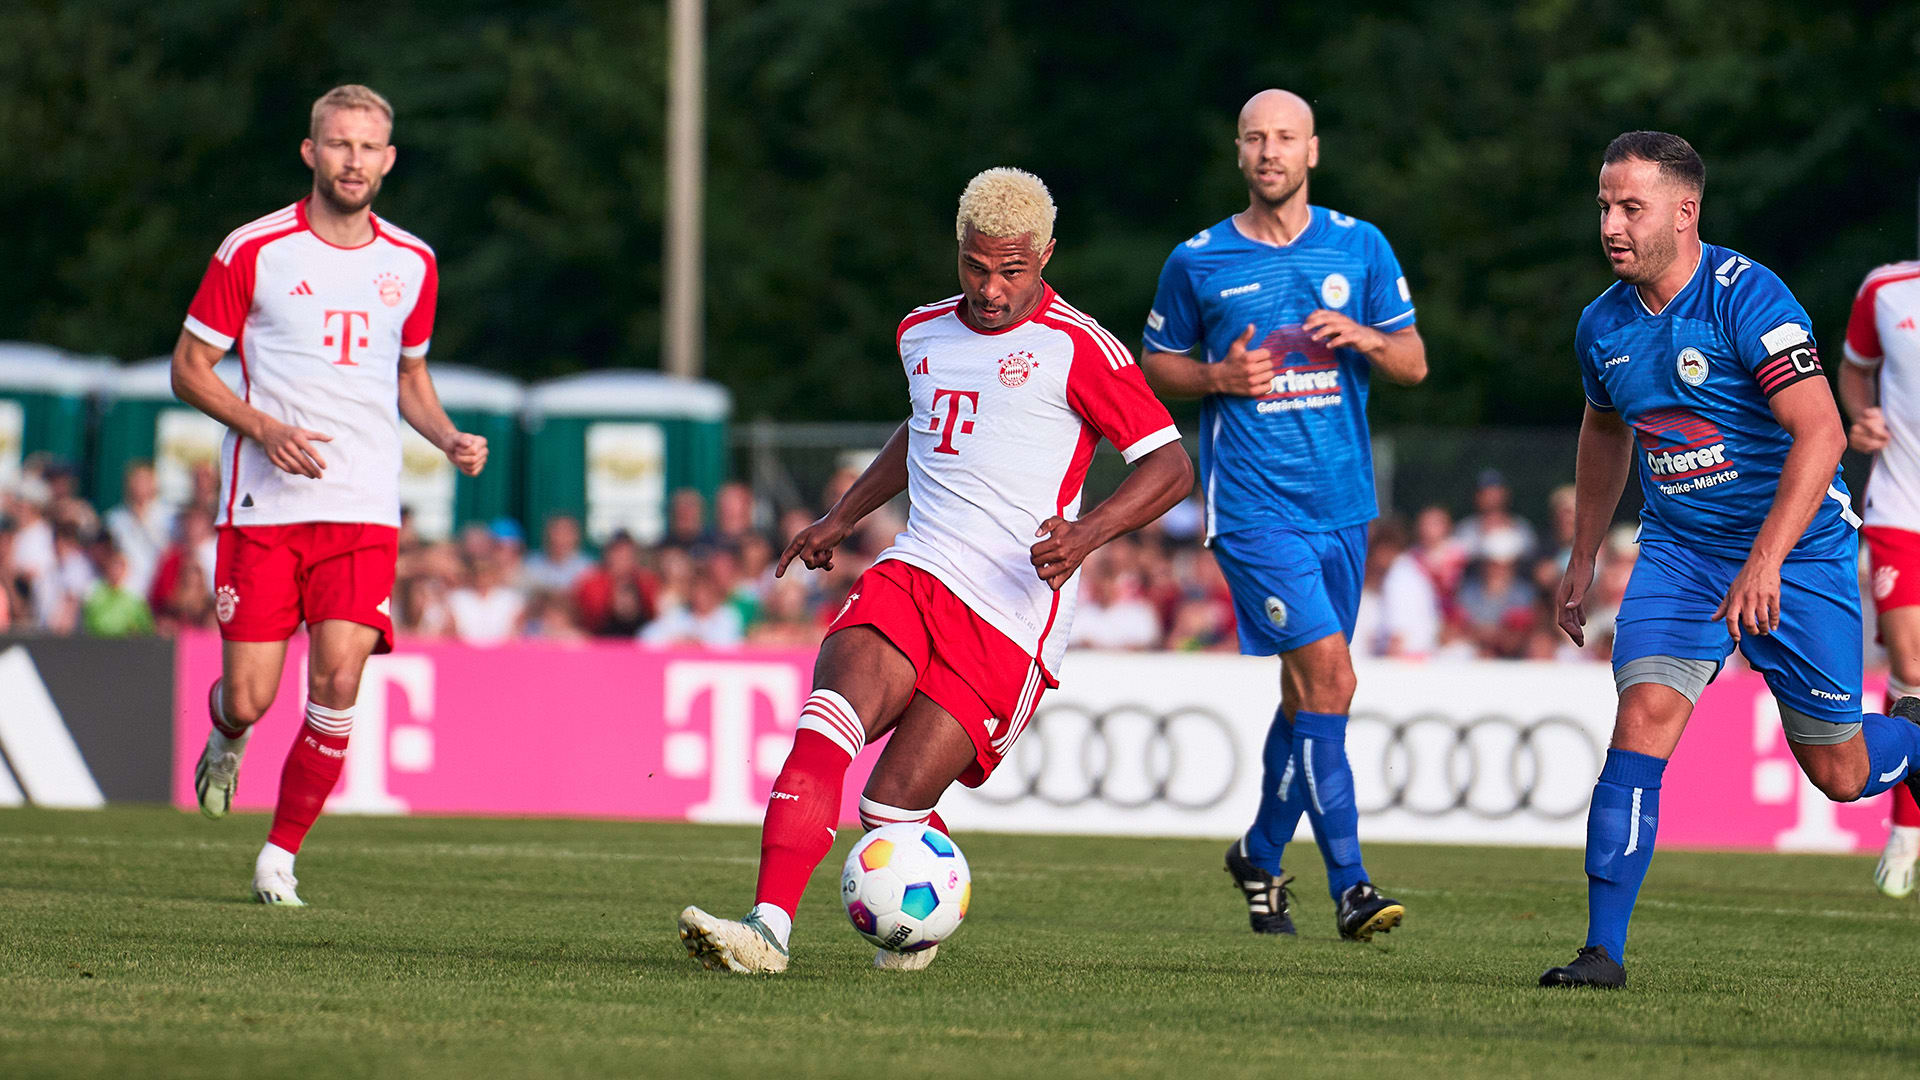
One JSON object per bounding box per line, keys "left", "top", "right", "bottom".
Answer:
{"left": 1228, "top": 206, "right": 1321, "bottom": 249}
{"left": 295, "top": 196, "right": 382, "bottom": 250}
{"left": 1631, "top": 245, "right": 1704, "bottom": 317}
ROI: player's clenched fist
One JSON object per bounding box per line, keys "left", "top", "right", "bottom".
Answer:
{"left": 1030, "top": 516, "right": 1096, "bottom": 591}
{"left": 444, "top": 432, "right": 489, "bottom": 477}
{"left": 777, "top": 514, "right": 853, "bottom": 576}
{"left": 258, "top": 417, "right": 333, "bottom": 479}
{"left": 1208, "top": 324, "right": 1274, "bottom": 397}
{"left": 1850, "top": 406, "right": 1891, "bottom": 454}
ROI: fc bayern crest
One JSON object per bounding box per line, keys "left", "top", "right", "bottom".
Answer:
{"left": 1676, "top": 347, "right": 1709, "bottom": 386}
{"left": 215, "top": 585, "right": 239, "bottom": 624}
{"left": 376, "top": 272, "right": 406, "bottom": 307}
{"left": 998, "top": 351, "right": 1036, "bottom": 388}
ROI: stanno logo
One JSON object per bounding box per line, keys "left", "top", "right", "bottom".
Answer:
{"left": 1604, "top": 354, "right": 1631, "bottom": 368}
{"left": 1810, "top": 688, "right": 1853, "bottom": 703}
{"left": 1220, "top": 282, "right": 1262, "bottom": 299}
{"left": 1185, "top": 229, "right": 1212, "bottom": 249}
{"left": 1714, "top": 255, "right": 1752, "bottom": 287}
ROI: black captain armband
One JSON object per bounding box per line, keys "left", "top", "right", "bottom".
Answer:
{"left": 1752, "top": 335, "right": 1823, "bottom": 398}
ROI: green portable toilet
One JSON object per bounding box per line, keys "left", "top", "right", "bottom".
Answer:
{"left": 401, "top": 365, "right": 524, "bottom": 541}
{"left": 522, "top": 371, "right": 731, "bottom": 546}
{"left": 0, "top": 343, "right": 115, "bottom": 497}
{"left": 92, "top": 357, "right": 241, "bottom": 511}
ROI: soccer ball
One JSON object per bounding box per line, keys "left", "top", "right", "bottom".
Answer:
{"left": 840, "top": 822, "right": 972, "bottom": 953}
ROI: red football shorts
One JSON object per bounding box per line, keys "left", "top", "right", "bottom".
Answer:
{"left": 1865, "top": 526, "right": 1920, "bottom": 622}
{"left": 827, "top": 559, "right": 1055, "bottom": 787}
{"left": 215, "top": 523, "right": 399, "bottom": 653}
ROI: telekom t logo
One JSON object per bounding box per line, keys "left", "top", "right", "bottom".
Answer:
{"left": 929, "top": 388, "right": 980, "bottom": 455}
{"left": 323, "top": 310, "right": 371, "bottom": 366}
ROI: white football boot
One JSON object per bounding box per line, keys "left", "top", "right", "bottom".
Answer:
{"left": 253, "top": 844, "right": 305, "bottom": 906}
{"left": 678, "top": 906, "right": 789, "bottom": 973}
{"left": 195, "top": 686, "right": 249, "bottom": 820}
{"left": 1875, "top": 825, "right": 1920, "bottom": 899}
{"left": 873, "top": 944, "right": 938, "bottom": 971}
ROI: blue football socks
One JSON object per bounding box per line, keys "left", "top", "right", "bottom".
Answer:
{"left": 1584, "top": 748, "right": 1666, "bottom": 962}
{"left": 1855, "top": 711, "right": 1920, "bottom": 798}
{"left": 1291, "top": 710, "right": 1368, "bottom": 900}
{"left": 1242, "top": 704, "right": 1304, "bottom": 874}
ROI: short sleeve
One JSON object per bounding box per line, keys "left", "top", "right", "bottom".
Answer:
{"left": 1142, "top": 247, "right": 1202, "bottom": 354}
{"left": 1062, "top": 321, "right": 1180, "bottom": 463}
{"left": 1362, "top": 225, "right": 1416, "bottom": 331}
{"left": 1727, "top": 265, "right": 1823, "bottom": 399}
{"left": 183, "top": 252, "right": 254, "bottom": 352}
{"left": 1574, "top": 309, "right": 1614, "bottom": 412}
{"left": 1845, "top": 272, "right": 1886, "bottom": 368}
{"left": 401, "top": 250, "right": 438, "bottom": 358}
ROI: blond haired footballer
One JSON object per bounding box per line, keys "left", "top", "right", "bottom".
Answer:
{"left": 679, "top": 168, "right": 1192, "bottom": 973}
{"left": 177, "top": 85, "right": 487, "bottom": 906}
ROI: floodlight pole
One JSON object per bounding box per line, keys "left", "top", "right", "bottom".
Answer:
{"left": 663, "top": 0, "right": 706, "bottom": 380}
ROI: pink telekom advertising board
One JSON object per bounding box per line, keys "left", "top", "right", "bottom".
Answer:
{"left": 170, "top": 631, "right": 877, "bottom": 825}
{"left": 172, "top": 632, "right": 1897, "bottom": 852}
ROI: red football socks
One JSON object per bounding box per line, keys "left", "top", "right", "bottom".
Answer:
{"left": 754, "top": 691, "right": 867, "bottom": 916}
{"left": 266, "top": 703, "right": 353, "bottom": 854}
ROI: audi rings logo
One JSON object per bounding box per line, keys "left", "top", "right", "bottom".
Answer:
{"left": 975, "top": 704, "right": 1602, "bottom": 820}
{"left": 1345, "top": 711, "right": 1601, "bottom": 820}
{"left": 975, "top": 703, "right": 1241, "bottom": 810}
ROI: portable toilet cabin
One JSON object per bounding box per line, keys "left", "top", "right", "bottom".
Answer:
{"left": 0, "top": 342, "right": 115, "bottom": 497}
{"left": 521, "top": 371, "right": 731, "bottom": 546}
{"left": 91, "top": 356, "right": 241, "bottom": 512}
{"left": 398, "top": 364, "right": 524, "bottom": 541}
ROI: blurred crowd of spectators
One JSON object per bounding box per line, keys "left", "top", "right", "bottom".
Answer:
{"left": 11, "top": 454, "right": 1868, "bottom": 666}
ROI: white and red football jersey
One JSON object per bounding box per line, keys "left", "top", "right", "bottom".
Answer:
{"left": 876, "top": 286, "right": 1181, "bottom": 678}
{"left": 1846, "top": 260, "right": 1920, "bottom": 529}
{"left": 184, "top": 199, "right": 437, "bottom": 528}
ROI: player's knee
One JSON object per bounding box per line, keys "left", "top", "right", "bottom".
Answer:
{"left": 1804, "top": 758, "right": 1868, "bottom": 802}
{"left": 307, "top": 665, "right": 363, "bottom": 710}
{"left": 221, "top": 679, "right": 275, "bottom": 727}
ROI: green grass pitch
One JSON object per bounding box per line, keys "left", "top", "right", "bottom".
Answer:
{"left": 1, "top": 807, "right": 1915, "bottom": 1079}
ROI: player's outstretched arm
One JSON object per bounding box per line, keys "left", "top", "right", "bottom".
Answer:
{"left": 1556, "top": 404, "right": 1634, "bottom": 646}
{"left": 1030, "top": 441, "right": 1193, "bottom": 590}
{"left": 398, "top": 355, "right": 488, "bottom": 477}
{"left": 776, "top": 421, "right": 911, "bottom": 577}
{"left": 170, "top": 329, "right": 333, "bottom": 479}
{"left": 1141, "top": 325, "right": 1273, "bottom": 399}
{"left": 1714, "top": 379, "right": 1848, "bottom": 641}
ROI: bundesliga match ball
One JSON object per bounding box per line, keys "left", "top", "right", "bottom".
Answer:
{"left": 840, "top": 823, "right": 972, "bottom": 953}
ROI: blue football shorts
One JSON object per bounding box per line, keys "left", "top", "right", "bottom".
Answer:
{"left": 1210, "top": 522, "right": 1368, "bottom": 656}
{"left": 1611, "top": 537, "right": 1864, "bottom": 729}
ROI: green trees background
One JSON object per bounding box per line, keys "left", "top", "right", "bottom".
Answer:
{"left": 5, "top": 0, "right": 1918, "bottom": 424}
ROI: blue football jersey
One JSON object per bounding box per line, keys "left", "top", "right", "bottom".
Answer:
{"left": 1144, "top": 208, "right": 1415, "bottom": 536}
{"left": 1576, "top": 243, "right": 1857, "bottom": 562}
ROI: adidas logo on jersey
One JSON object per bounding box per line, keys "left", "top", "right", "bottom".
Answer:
{"left": 289, "top": 280, "right": 314, "bottom": 296}
{"left": 1901, "top": 317, "right": 1918, "bottom": 332}
{"left": 912, "top": 356, "right": 929, "bottom": 375}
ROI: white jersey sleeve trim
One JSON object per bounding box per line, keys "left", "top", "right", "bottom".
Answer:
{"left": 1141, "top": 332, "right": 1195, "bottom": 355}
{"left": 183, "top": 315, "right": 234, "bottom": 352}
{"left": 1371, "top": 308, "right": 1417, "bottom": 329}
{"left": 401, "top": 340, "right": 430, "bottom": 359}
{"left": 1583, "top": 393, "right": 1615, "bottom": 413}
{"left": 1119, "top": 424, "right": 1181, "bottom": 464}
{"left": 1844, "top": 341, "right": 1883, "bottom": 368}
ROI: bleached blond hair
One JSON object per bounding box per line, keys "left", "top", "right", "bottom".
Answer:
{"left": 955, "top": 167, "right": 1055, "bottom": 253}
{"left": 310, "top": 84, "right": 394, "bottom": 140}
